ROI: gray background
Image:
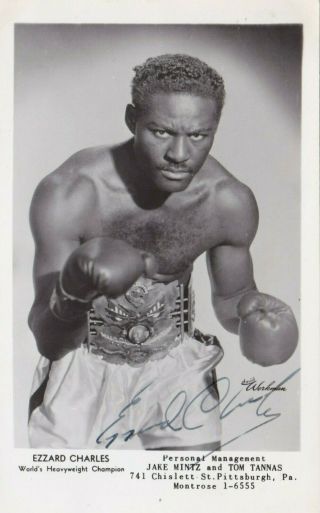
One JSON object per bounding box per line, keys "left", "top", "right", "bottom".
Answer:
{"left": 14, "top": 24, "right": 301, "bottom": 449}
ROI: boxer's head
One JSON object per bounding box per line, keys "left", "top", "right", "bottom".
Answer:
{"left": 125, "top": 54, "right": 225, "bottom": 193}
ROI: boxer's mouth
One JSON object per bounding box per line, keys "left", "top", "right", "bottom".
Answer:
{"left": 160, "top": 168, "right": 192, "bottom": 180}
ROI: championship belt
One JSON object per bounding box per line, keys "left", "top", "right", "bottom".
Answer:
{"left": 85, "top": 277, "right": 195, "bottom": 366}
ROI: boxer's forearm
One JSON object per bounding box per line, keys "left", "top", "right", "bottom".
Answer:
{"left": 212, "top": 286, "right": 258, "bottom": 334}
{"left": 28, "top": 304, "right": 88, "bottom": 360}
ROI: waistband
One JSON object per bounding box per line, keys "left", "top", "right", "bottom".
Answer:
{"left": 85, "top": 277, "right": 196, "bottom": 366}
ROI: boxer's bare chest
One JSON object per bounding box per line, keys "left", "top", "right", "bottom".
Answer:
{"left": 107, "top": 208, "right": 205, "bottom": 273}
{"left": 83, "top": 183, "right": 220, "bottom": 274}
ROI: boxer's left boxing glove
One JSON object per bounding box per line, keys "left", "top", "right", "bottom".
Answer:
{"left": 237, "top": 291, "right": 298, "bottom": 366}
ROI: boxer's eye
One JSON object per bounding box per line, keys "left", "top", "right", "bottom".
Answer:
{"left": 189, "top": 133, "right": 206, "bottom": 141}
{"left": 153, "top": 129, "right": 170, "bottom": 139}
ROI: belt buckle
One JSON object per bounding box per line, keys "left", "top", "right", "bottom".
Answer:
{"left": 86, "top": 277, "right": 187, "bottom": 364}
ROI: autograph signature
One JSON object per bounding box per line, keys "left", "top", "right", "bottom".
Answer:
{"left": 96, "top": 368, "right": 300, "bottom": 451}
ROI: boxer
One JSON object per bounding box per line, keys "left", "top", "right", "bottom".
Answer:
{"left": 28, "top": 54, "right": 298, "bottom": 450}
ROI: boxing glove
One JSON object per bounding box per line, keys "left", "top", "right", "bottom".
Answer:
{"left": 237, "top": 291, "right": 298, "bottom": 366}
{"left": 50, "top": 237, "right": 157, "bottom": 320}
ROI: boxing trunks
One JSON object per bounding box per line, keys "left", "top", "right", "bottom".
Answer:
{"left": 28, "top": 277, "right": 224, "bottom": 449}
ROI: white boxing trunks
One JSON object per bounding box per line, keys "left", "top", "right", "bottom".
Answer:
{"left": 28, "top": 277, "right": 224, "bottom": 449}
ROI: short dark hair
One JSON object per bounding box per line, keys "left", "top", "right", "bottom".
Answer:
{"left": 131, "top": 54, "right": 225, "bottom": 118}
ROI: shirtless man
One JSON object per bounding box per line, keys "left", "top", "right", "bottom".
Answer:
{"left": 28, "top": 54, "right": 298, "bottom": 450}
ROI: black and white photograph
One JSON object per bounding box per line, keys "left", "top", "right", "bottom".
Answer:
{"left": 1, "top": 1, "right": 319, "bottom": 512}
{"left": 14, "top": 23, "right": 301, "bottom": 451}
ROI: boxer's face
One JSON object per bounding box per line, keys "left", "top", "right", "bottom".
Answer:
{"left": 126, "top": 92, "right": 219, "bottom": 192}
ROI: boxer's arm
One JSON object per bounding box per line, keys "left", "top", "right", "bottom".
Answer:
{"left": 207, "top": 181, "right": 298, "bottom": 365}
{"left": 28, "top": 176, "right": 88, "bottom": 360}
{"left": 207, "top": 245, "right": 257, "bottom": 333}
{"left": 206, "top": 181, "right": 259, "bottom": 333}
{"left": 29, "top": 175, "right": 156, "bottom": 361}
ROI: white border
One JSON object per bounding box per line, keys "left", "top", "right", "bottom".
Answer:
{"left": 0, "top": 1, "right": 319, "bottom": 512}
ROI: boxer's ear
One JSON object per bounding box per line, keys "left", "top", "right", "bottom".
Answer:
{"left": 125, "top": 104, "right": 137, "bottom": 134}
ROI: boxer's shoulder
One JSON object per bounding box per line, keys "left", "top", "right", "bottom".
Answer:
{"left": 48, "top": 145, "right": 115, "bottom": 190}
{"left": 201, "top": 156, "right": 259, "bottom": 245}
{"left": 30, "top": 145, "right": 117, "bottom": 236}
{"left": 33, "top": 146, "right": 118, "bottom": 207}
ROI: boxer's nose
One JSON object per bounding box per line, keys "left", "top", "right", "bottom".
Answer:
{"left": 165, "top": 136, "right": 190, "bottom": 164}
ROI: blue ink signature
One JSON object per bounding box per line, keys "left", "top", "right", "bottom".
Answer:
{"left": 96, "top": 368, "right": 300, "bottom": 450}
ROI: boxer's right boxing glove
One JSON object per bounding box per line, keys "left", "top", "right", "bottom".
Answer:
{"left": 238, "top": 292, "right": 298, "bottom": 366}
{"left": 50, "top": 237, "right": 157, "bottom": 321}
